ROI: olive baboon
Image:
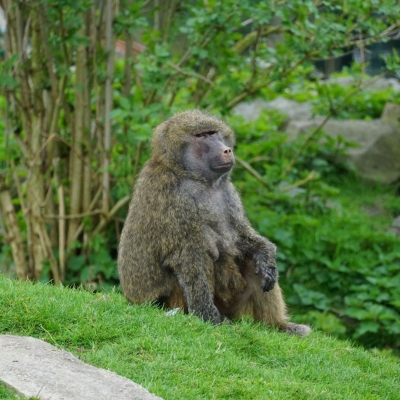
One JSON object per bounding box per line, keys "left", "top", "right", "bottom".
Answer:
{"left": 118, "top": 110, "right": 311, "bottom": 336}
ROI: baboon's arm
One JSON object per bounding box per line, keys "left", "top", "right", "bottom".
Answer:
{"left": 164, "top": 248, "right": 225, "bottom": 324}
{"left": 239, "top": 224, "right": 278, "bottom": 292}
{"left": 226, "top": 183, "right": 278, "bottom": 292}
{"left": 252, "top": 237, "right": 278, "bottom": 292}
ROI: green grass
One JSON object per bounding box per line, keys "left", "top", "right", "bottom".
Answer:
{"left": 1, "top": 276, "right": 400, "bottom": 399}
{"left": 0, "top": 383, "right": 22, "bottom": 399}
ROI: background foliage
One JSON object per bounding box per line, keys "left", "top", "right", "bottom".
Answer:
{"left": 0, "top": 0, "right": 400, "bottom": 353}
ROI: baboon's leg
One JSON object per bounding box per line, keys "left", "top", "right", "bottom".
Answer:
{"left": 165, "top": 284, "right": 187, "bottom": 312}
{"left": 157, "top": 280, "right": 187, "bottom": 312}
{"left": 228, "top": 271, "right": 311, "bottom": 336}
{"left": 232, "top": 272, "right": 288, "bottom": 326}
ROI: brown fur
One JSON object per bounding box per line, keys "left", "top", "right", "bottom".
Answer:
{"left": 118, "top": 110, "right": 311, "bottom": 336}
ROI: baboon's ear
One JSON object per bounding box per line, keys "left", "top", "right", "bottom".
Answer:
{"left": 151, "top": 122, "right": 168, "bottom": 155}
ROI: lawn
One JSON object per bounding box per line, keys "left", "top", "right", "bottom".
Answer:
{"left": 1, "top": 276, "right": 399, "bottom": 399}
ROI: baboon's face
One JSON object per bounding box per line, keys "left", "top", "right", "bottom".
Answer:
{"left": 182, "top": 130, "right": 234, "bottom": 182}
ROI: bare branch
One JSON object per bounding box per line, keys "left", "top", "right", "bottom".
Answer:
{"left": 166, "top": 62, "right": 215, "bottom": 85}
{"left": 235, "top": 156, "right": 273, "bottom": 191}
{"left": 280, "top": 171, "right": 318, "bottom": 192}
{"left": 44, "top": 209, "right": 104, "bottom": 219}
{"left": 91, "top": 195, "right": 130, "bottom": 237}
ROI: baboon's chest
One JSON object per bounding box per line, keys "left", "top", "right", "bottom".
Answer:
{"left": 181, "top": 179, "right": 239, "bottom": 255}
{"left": 200, "top": 189, "right": 240, "bottom": 257}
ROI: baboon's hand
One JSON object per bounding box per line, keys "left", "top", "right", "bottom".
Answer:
{"left": 254, "top": 245, "right": 278, "bottom": 292}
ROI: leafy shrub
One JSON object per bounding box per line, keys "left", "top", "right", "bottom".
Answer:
{"left": 229, "top": 113, "right": 400, "bottom": 354}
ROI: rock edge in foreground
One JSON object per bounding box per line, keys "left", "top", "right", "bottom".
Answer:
{"left": 0, "top": 335, "right": 163, "bottom": 400}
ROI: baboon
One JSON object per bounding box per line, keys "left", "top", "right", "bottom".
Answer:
{"left": 118, "top": 110, "right": 311, "bottom": 336}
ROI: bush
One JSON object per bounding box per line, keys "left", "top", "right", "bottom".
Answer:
{"left": 229, "top": 113, "right": 400, "bottom": 353}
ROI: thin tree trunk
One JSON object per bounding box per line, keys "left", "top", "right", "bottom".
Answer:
{"left": 82, "top": 9, "right": 94, "bottom": 219}
{"left": 27, "top": 11, "right": 49, "bottom": 279}
{"left": 124, "top": 0, "right": 133, "bottom": 99}
{"left": 0, "top": 180, "right": 28, "bottom": 279}
{"left": 102, "top": 0, "right": 115, "bottom": 219}
{"left": 67, "top": 26, "right": 87, "bottom": 249}
{"left": 58, "top": 183, "right": 66, "bottom": 281}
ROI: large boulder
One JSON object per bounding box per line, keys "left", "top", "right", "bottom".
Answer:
{"left": 233, "top": 97, "right": 400, "bottom": 184}
{"left": 388, "top": 216, "right": 400, "bottom": 238}
{"left": 381, "top": 102, "right": 400, "bottom": 125}
{"left": 232, "top": 97, "right": 313, "bottom": 123}
{"left": 326, "top": 76, "right": 400, "bottom": 92}
{"left": 286, "top": 117, "right": 400, "bottom": 184}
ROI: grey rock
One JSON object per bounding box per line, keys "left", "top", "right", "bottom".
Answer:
{"left": 264, "top": 97, "right": 313, "bottom": 121}
{"left": 286, "top": 117, "right": 400, "bottom": 184}
{"left": 232, "top": 98, "right": 271, "bottom": 122}
{"left": 326, "top": 76, "right": 356, "bottom": 87}
{"left": 0, "top": 335, "right": 163, "bottom": 400}
{"left": 365, "top": 78, "right": 400, "bottom": 92}
{"left": 327, "top": 76, "right": 400, "bottom": 92}
{"left": 233, "top": 96, "right": 400, "bottom": 184}
{"left": 232, "top": 97, "right": 312, "bottom": 123}
{"left": 387, "top": 223, "right": 400, "bottom": 238}
{"left": 392, "top": 216, "right": 400, "bottom": 229}
{"left": 381, "top": 102, "right": 400, "bottom": 125}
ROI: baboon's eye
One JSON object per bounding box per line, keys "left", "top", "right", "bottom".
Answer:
{"left": 195, "top": 130, "right": 217, "bottom": 138}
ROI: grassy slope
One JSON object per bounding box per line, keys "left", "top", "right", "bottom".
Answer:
{"left": 0, "top": 384, "right": 21, "bottom": 400}
{"left": 1, "top": 276, "right": 399, "bottom": 400}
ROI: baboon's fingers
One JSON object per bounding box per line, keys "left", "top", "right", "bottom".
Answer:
{"left": 261, "top": 276, "right": 276, "bottom": 292}
{"left": 254, "top": 258, "right": 278, "bottom": 292}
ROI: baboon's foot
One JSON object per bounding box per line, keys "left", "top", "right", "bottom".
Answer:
{"left": 280, "top": 322, "right": 311, "bottom": 337}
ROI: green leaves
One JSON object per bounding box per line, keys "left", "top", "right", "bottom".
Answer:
{"left": 230, "top": 111, "right": 400, "bottom": 352}
{"left": 293, "top": 284, "right": 330, "bottom": 310}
